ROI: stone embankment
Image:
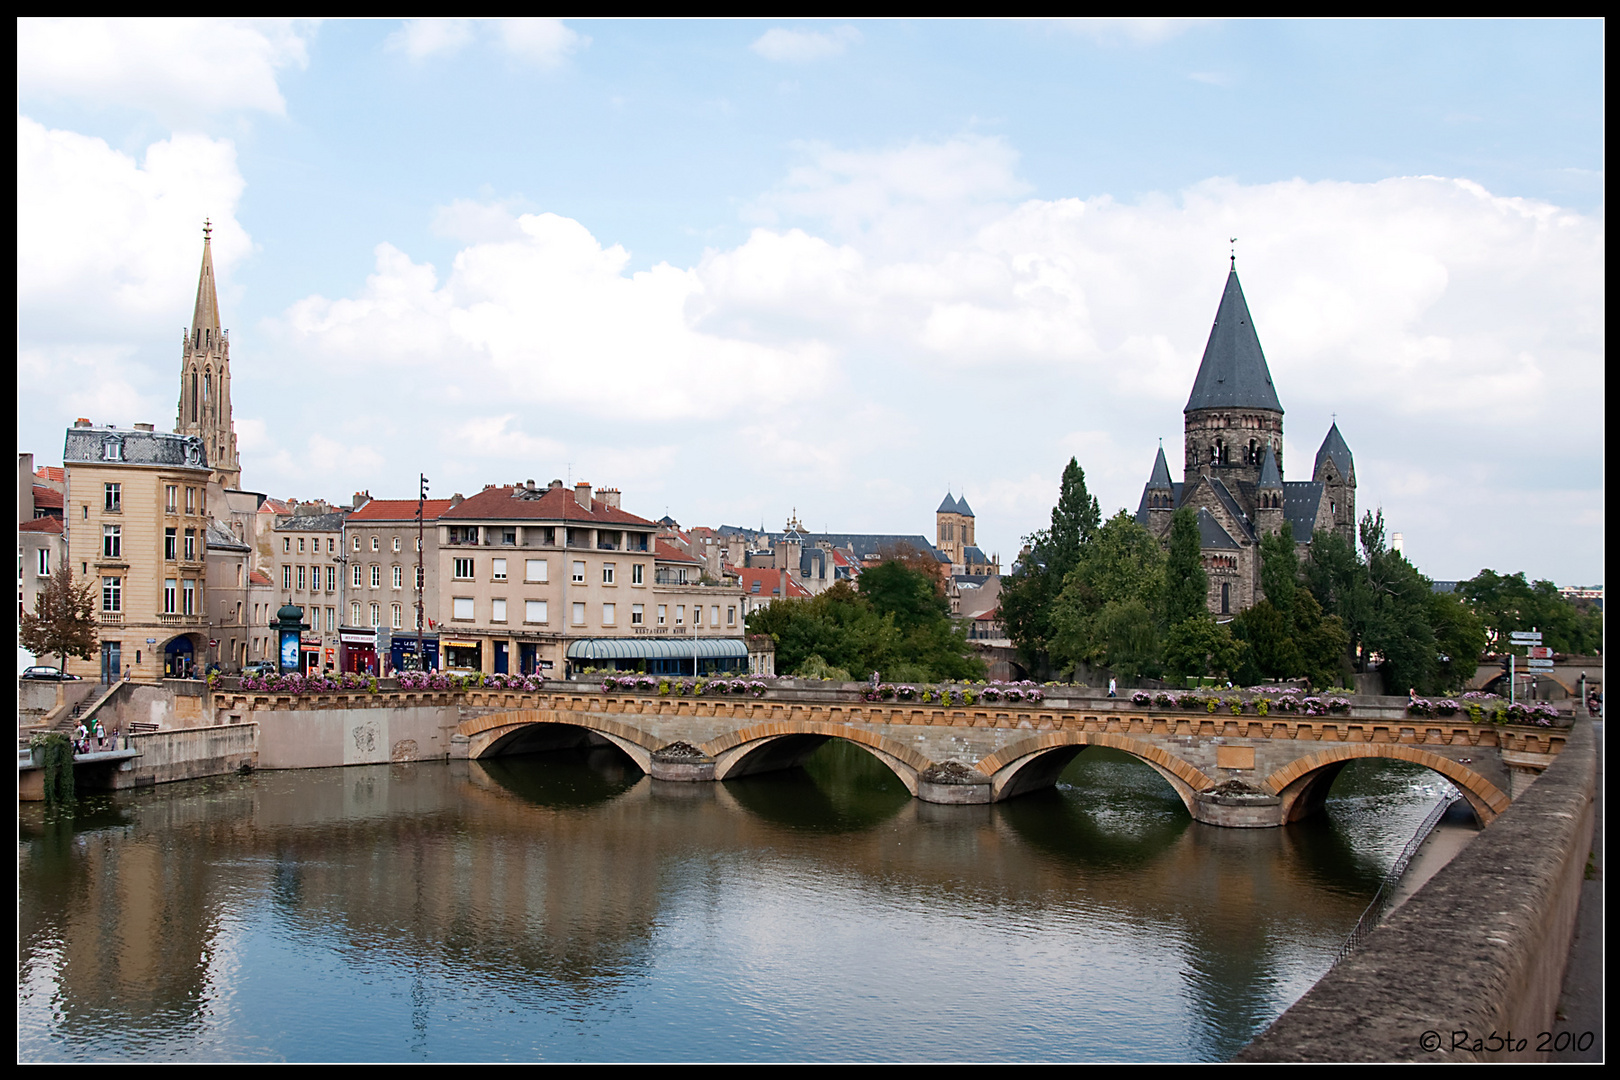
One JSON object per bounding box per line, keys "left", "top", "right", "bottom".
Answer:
{"left": 1235, "top": 717, "right": 1598, "bottom": 1062}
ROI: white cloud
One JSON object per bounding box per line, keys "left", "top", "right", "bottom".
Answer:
{"left": 750, "top": 26, "right": 862, "bottom": 63}
{"left": 1054, "top": 18, "right": 1215, "bottom": 46}
{"left": 495, "top": 18, "right": 589, "bottom": 66}
{"left": 385, "top": 19, "right": 475, "bottom": 60}
{"left": 18, "top": 18, "right": 312, "bottom": 121}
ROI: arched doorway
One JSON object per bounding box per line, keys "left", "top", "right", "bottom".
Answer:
{"left": 163, "top": 635, "right": 197, "bottom": 679}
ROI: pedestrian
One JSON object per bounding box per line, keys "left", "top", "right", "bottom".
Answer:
{"left": 1408, "top": 687, "right": 1418, "bottom": 707}
{"left": 1107, "top": 677, "right": 1117, "bottom": 698}
{"left": 123, "top": 665, "right": 132, "bottom": 681}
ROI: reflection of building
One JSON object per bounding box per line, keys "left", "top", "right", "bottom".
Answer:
{"left": 62, "top": 420, "right": 214, "bottom": 682}
{"left": 436, "top": 481, "right": 749, "bottom": 677}
{"left": 1136, "top": 265, "right": 1356, "bottom": 617}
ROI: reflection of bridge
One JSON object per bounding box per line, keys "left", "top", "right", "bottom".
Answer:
{"left": 449, "top": 690, "right": 1570, "bottom": 828}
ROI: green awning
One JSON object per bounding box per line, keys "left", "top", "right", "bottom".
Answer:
{"left": 565, "top": 637, "right": 749, "bottom": 661}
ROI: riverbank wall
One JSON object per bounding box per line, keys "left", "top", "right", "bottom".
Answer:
{"left": 1235, "top": 717, "right": 1598, "bottom": 1062}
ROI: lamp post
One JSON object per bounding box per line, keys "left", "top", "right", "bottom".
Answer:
{"left": 417, "top": 474, "right": 428, "bottom": 672}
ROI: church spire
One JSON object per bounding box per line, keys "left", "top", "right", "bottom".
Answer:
{"left": 1184, "top": 268, "right": 1283, "bottom": 414}
{"left": 192, "top": 219, "right": 221, "bottom": 337}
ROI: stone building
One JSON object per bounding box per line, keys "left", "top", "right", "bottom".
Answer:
{"left": 1135, "top": 265, "right": 1357, "bottom": 617}
{"left": 935, "top": 493, "right": 999, "bottom": 578}
{"left": 340, "top": 494, "right": 458, "bottom": 673}
{"left": 175, "top": 221, "right": 241, "bottom": 491}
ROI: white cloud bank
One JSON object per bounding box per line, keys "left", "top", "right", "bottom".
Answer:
{"left": 386, "top": 18, "right": 588, "bottom": 66}
{"left": 750, "top": 26, "right": 862, "bottom": 63}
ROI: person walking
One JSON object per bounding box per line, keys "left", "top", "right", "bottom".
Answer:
{"left": 1108, "top": 677, "right": 1117, "bottom": 698}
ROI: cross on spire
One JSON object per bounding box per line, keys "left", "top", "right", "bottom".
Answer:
{"left": 204, "top": 218, "right": 213, "bottom": 242}
{"left": 1229, "top": 236, "right": 1237, "bottom": 269}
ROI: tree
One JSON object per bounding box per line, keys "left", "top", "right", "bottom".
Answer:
{"left": 1305, "top": 527, "right": 1371, "bottom": 670}
{"left": 1426, "top": 590, "right": 1487, "bottom": 693}
{"left": 1163, "top": 613, "right": 1241, "bottom": 683}
{"left": 20, "top": 567, "right": 99, "bottom": 674}
{"left": 1001, "top": 457, "right": 1102, "bottom": 677}
{"left": 1047, "top": 457, "right": 1101, "bottom": 581}
{"left": 1258, "top": 521, "right": 1297, "bottom": 618}
{"left": 1164, "top": 507, "right": 1208, "bottom": 627}
{"left": 1049, "top": 511, "right": 1166, "bottom": 678}
{"left": 1231, "top": 601, "right": 1298, "bottom": 684}
{"left": 1457, "top": 569, "right": 1603, "bottom": 656}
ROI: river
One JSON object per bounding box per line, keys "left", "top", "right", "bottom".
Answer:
{"left": 18, "top": 744, "right": 1464, "bottom": 1062}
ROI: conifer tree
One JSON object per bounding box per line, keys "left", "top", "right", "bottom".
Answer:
{"left": 1164, "top": 507, "right": 1207, "bottom": 627}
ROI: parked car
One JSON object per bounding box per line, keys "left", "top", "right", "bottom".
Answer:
{"left": 240, "top": 662, "right": 277, "bottom": 678}
{"left": 21, "top": 666, "right": 82, "bottom": 681}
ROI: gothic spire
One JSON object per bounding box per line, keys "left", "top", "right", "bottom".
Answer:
{"left": 1184, "top": 269, "right": 1283, "bottom": 414}
{"left": 1257, "top": 443, "right": 1282, "bottom": 489}
{"left": 192, "top": 219, "right": 221, "bottom": 336}
{"left": 1147, "top": 445, "right": 1174, "bottom": 489}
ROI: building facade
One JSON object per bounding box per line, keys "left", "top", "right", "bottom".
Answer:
{"left": 339, "top": 495, "right": 457, "bottom": 673}
{"left": 1135, "top": 265, "right": 1357, "bottom": 617}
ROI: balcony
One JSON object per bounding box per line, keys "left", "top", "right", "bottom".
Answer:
{"left": 99, "top": 612, "right": 123, "bottom": 625}
{"left": 159, "top": 613, "right": 207, "bottom": 627}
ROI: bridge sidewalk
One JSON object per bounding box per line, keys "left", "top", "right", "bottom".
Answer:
{"left": 1552, "top": 718, "right": 1602, "bottom": 1062}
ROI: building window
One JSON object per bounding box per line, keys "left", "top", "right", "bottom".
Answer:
{"left": 184, "top": 529, "right": 196, "bottom": 560}
{"left": 160, "top": 527, "right": 175, "bottom": 561}
{"left": 602, "top": 603, "right": 615, "bottom": 625}
{"left": 492, "top": 558, "right": 507, "bottom": 581}
{"left": 393, "top": 537, "right": 401, "bottom": 552}
{"left": 102, "top": 525, "right": 121, "bottom": 558}
{"left": 711, "top": 605, "right": 720, "bottom": 627}
{"left": 296, "top": 565, "right": 306, "bottom": 591}
{"left": 393, "top": 566, "right": 403, "bottom": 589}
{"left": 370, "top": 603, "right": 380, "bottom": 627}
{"left": 572, "top": 602, "right": 585, "bottom": 626}
{"left": 675, "top": 605, "right": 685, "bottom": 625}
{"left": 352, "top": 602, "right": 362, "bottom": 625}
{"left": 453, "top": 597, "right": 473, "bottom": 621}
{"left": 526, "top": 559, "right": 547, "bottom": 583}
{"left": 102, "top": 576, "right": 121, "bottom": 612}
{"left": 104, "top": 483, "right": 121, "bottom": 511}
{"left": 102, "top": 439, "right": 122, "bottom": 462}
{"left": 727, "top": 606, "right": 736, "bottom": 626}
{"left": 37, "top": 547, "right": 49, "bottom": 577}
{"left": 182, "top": 579, "right": 196, "bottom": 616}
{"left": 572, "top": 561, "right": 585, "bottom": 584}
{"left": 454, "top": 558, "right": 474, "bottom": 580}
{"left": 371, "top": 565, "right": 381, "bottom": 589}
{"left": 392, "top": 604, "right": 402, "bottom": 629}
{"left": 526, "top": 599, "right": 547, "bottom": 623}
{"left": 328, "top": 538, "right": 336, "bottom": 553}
{"left": 416, "top": 537, "right": 422, "bottom": 552}
{"left": 283, "top": 565, "right": 292, "bottom": 590}
{"left": 298, "top": 537, "right": 306, "bottom": 554}
{"left": 502, "top": 528, "right": 516, "bottom": 545}
{"left": 166, "top": 485, "right": 178, "bottom": 512}
{"left": 657, "top": 604, "right": 667, "bottom": 626}
{"left": 415, "top": 566, "right": 424, "bottom": 589}
{"left": 631, "top": 604, "right": 643, "bottom": 625}
{"left": 326, "top": 608, "right": 335, "bottom": 632}
{"left": 632, "top": 563, "right": 644, "bottom": 585}
{"left": 326, "top": 566, "right": 336, "bottom": 592}
{"left": 692, "top": 605, "right": 702, "bottom": 627}
{"left": 185, "top": 487, "right": 196, "bottom": 514}
{"left": 353, "top": 536, "right": 361, "bottom": 552}
{"left": 492, "top": 598, "right": 507, "bottom": 623}
{"left": 164, "top": 579, "right": 177, "bottom": 614}
{"left": 371, "top": 536, "right": 379, "bottom": 551}
{"left": 353, "top": 564, "right": 363, "bottom": 588}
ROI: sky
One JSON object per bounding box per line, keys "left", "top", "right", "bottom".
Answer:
{"left": 16, "top": 18, "right": 1605, "bottom": 586}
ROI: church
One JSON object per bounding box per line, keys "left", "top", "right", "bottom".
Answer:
{"left": 1134, "top": 263, "right": 1356, "bottom": 617}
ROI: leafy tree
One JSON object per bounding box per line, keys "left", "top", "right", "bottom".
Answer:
{"left": 1231, "top": 600, "right": 1298, "bottom": 684}
{"left": 1164, "top": 507, "right": 1208, "bottom": 627}
{"left": 1357, "top": 511, "right": 1439, "bottom": 693}
{"left": 1426, "top": 590, "right": 1487, "bottom": 692}
{"left": 1305, "top": 527, "right": 1372, "bottom": 670}
{"left": 1049, "top": 511, "right": 1166, "bottom": 678}
{"left": 859, "top": 558, "right": 948, "bottom": 634}
{"left": 1291, "top": 591, "right": 1352, "bottom": 690}
{"left": 1258, "top": 521, "right": 1297, "bottom": 618}
{"left": 1163, "top": 613, "right": 1241, "bottom": 683}
{"left": 1457, "top": 570, "right": 1603, "bottom": 656}
{"left": 20, "top": 567, "right": 99, "bottom": 674}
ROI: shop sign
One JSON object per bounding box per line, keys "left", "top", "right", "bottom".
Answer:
{"left": 443, "top": 639, "right": 479, "bottom": 649}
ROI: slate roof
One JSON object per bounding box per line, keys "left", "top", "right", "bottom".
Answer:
{"left": 1258, "top": 445, "right": 1282, "bottom": 488}
{"left": 937, "top": 493, "right": 960, "bottom": 514}
{"left": 1185, "top": 270, "right": 1284, "bottom": 414}
{"left": 954, "top": 495, "right": 975, "bottom": 518}
{"left": 1283, "top": 481, "right": 1326, "bottom": 540}
{"left": 1206, "top": 477, "right": 1255, "bottom": 541}
{"left": 962, "top": 545, "right": 991, "bottom": 564}
{"left": 1315, "top": 422, "right": 1354, "bottom": 479}
{"left": 1147, "top": 446, "right": 1174, "bottom": 489}
{"left": 207, "top": 520, "right": 251, "bottom": 551}
{"left": 715, "top": 525, "right": 948, "bottom": 565}
{"left": 1197, "top": 509, "right": 1241, "bottom": 550}
{"left": 274, "top": 512, "right": 346, "bottom": 532}
{"left": 64, "top": 426, "right": 209, "bottom": 470}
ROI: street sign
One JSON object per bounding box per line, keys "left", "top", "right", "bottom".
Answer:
{"left": 146, "top": 638, "right": 157, "bottom": 645}
{"left": 1509, "top": 631, "right": 1543, "bottom": 643}
{"left": 209, "top": 639, "right": 218, "bottom": 647}
{"left": 1528, "top": 646, "right": 1553, "bottom": 659}
{"left": 1526, "top": 658, "right": 1556, "bottom": 669}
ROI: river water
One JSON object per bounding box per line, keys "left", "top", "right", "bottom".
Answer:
{"left": 18, "top": 744, "right": 1463, "bottom": 1062}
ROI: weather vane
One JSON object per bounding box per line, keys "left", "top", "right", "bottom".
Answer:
{"left": 1229, "top": 237, "right": 1237, "bottom": 268}
{"left": 204, "top": 218, "right": 212, "bottom": 241}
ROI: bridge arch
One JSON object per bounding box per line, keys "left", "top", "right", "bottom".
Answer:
{"left": 977, "top": 733, "right": 1213, "bottom": 810}
{"left": 1265, "top": 745, "right": 1510, "bottom": 825}
{"left": 457, "top": 709, "right": 662, "bottom": 773}
{"left": 705, "top": 722, "right": 933, "bottom": 796}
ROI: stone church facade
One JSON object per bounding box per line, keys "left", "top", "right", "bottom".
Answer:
{"left": 1135, "top": 265, "right": 1357, "bottom": 617}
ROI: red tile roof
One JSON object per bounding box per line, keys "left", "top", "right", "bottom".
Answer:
{"left": 654, "top": 539, "right": 701, "bottom": 564}
{"left": 733, "top": 567, "right": 811, "bottom": 599}
{"left": 31, "top": 486, "right": 63, "bottom": 510}
{"left": 346, "top": 498, "right": 458, "bottom": 522}
{"left": 440, "top": 485, "right": 656, "bottom": 527}
{"left": 34, "top": 466, "right": 65, "bottom": 484}
{"left": 260, "top": 498, "right": 292, "bottom": 514}
{"left": 249, "top": 569, "right": 274, "bottom": 586}
{"left": 18, "top": 516, "right": 63, "bottom": 534}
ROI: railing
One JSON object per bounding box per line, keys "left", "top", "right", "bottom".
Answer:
{"left": 1334, "top": 791, "right": 1462, "bottom": 964}
{"left": 158, "top": 613, "right": 206, "bottom": 626}
{"left": 99, "top": 613, "right": 123, "bottom": 625}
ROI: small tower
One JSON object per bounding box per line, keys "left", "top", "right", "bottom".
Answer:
{"left": 936, "top": 493, "right": 964, "bottom": 566}
{"left": 175, "top": 220, "right": 241, "bottom": 490}
{"left": 1144, "top": 445, "right": 1175, "bottom": 537}
{"left": 1314, "top": 422, "right": 1356, "bottom": 544}
{"left": 1183, "top": 266, "right": 1285, "bottom": 491}
{"left": 1255, "top": 444, "right": 1285, "bottom": 537}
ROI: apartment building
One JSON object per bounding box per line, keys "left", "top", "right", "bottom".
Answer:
{"left": 435, "top": 480, "right": 748, "bottom": 677}
{"left": 62, "top": 420, "right": 214, "bottom": 682}
{"left": 341, "top": 494, "right": 458, "bottom": 673}
{"left": 268, "top": 506, "right": 348, "bottom": 673}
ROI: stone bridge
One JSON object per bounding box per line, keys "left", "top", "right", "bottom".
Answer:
{"left": 441, "top": 688, "right": 1569, "bottom": 828}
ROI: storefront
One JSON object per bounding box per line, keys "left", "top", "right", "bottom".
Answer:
{"left": 339, "top": 628, "right": 377, "bottom": 675}
{"left": 564, "top": 637, "right": 750, "bottom": 678}
{"left": 442, "top": 638, "right": 482, "bottom": 673}
{"left": 389, "top": 633, "right": 440, "bottom": 673}
{"left": 517, "top": 641, "right": 555, "bottom": 677}
{"left": 300, "top": 633, "right": 323, "bottom": 675}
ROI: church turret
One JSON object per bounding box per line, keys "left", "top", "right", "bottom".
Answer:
{"left": 1183, "top": 264, "right": 1284, "bottom": 491}
{"left": 1314, "top": 422, "right": 1356, "bottom": 543}
{"left": 1144, "top": 444, "right": 1175, "bottom": 536}
{"left": 176, "top": 221, "right": 240, "bottom": 490}
{"left": 1255, "top": 444, "right": 1285, "bottom": 537}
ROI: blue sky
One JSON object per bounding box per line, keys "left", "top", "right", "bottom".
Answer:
{"left": 17, "top": 19, "right": 1605, "bottom": 585}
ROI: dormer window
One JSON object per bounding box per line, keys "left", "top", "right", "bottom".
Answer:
{"left": 102, "top": 437, "right": 123, "bottom": 461}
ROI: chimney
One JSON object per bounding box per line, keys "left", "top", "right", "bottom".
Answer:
{"left": 549, "top": 479, "right": 563, "bottom": 490}
{"left": 352, "top": 491, "right": 370, "bottom": 510}
{"left": 74, "top": 418, "right": 91, "bottom": 428}
{"left": 450, "top": 493, "right": 464, "bottom": 507}
{"left": 575, "top": 481, "right": 592, "bottom": 510}
{"left": 134, "top": 423, "right": 154, "bottom": 432}
{"left": 599, "top": 487, "right": 621, "bottom": 510}
{"left": 526, "top": 479, "right": 536, "bottom": 491}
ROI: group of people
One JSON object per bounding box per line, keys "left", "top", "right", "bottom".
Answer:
{"left": 73, "top": 718, "right": 119, "bottom": 755}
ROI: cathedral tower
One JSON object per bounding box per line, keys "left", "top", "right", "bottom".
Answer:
{"left": 1183, "top": 265, "right": 1284, "bottom": 490}
{"left": 1314, "top": 422, "right": 1357, "bottom": 544}
{"left": 176, "top": 221, "right": 241, "bottom": 490}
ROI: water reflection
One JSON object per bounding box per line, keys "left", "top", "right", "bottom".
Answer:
{"left": 19, "top": 748, "right": 1452, "bottom": 1062}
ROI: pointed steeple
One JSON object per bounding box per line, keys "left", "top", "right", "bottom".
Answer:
{"left": 1185, "top": 269, "right": 1283, "bottom": 414}
{"left": 1314, "top": 421, "right": 1354, "bottom": 480}
{"left": 954, "top": 494, "right": 974, "bottom": 518}
{"left": 192, "top": 218, "right": 221, "bottom": 336}
{"left": 937, "top": 493, "right": 960, "bottom": 514}
{"left": 1258, "top": 444, "right": 1282, "bottom": 489}
{"left": 1147, "top": 445, "right": 1173, "bottom": 490}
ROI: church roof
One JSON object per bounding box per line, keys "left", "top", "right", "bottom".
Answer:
{"left": 1258, "top": 444, "right": 1282, "bottom": 488}
{"left": 192, "top": 226, "right": 221, "bottom": 334}
{"left": 1147, "top": 446, "right": 1174, "bottom": 489}
{"left": 1283, "top": 481, "right": 1326, "bottom": 540}
{"left": 937, "top": 493, "right": 960, "bottom": 514}
{"left": 954, "top": 494, "right": 974, "bottom": 518}
{"left": 1315, "top": 422, "right": 1354, "bottom": 478}
{"left": 1185, "top": 269, "right": 1283, "bottom": 414}
{"left": 1197, "top": 509, "right": 1241, "bottom": 550}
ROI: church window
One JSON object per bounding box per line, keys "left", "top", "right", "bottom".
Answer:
{"left": 191, "top": 372, "right": 198, "bottom": 422}
{"left": 1221, "top": 583, "right": 1230, "bottom": 614}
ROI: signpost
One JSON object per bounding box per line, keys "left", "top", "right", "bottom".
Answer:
{"left": 1505, "top": 629, "right": 1542, "bottom": 704}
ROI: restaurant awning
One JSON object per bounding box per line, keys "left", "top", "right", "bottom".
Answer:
{"left": 564, "top": 637, "right": 749, "bottom": 661}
